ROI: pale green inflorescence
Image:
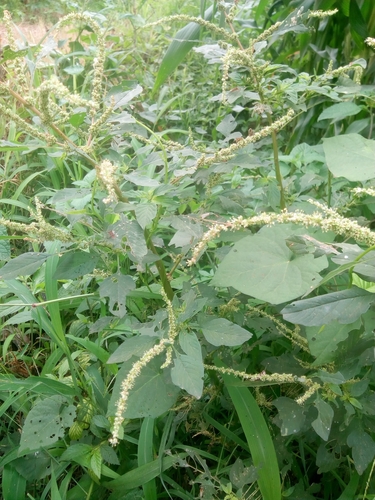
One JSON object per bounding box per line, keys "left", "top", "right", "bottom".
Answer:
{"left": 188, "top": 201, "right": 375, "bottom": 265}
{"left": 109, "top": 289, "right": 178, "bottom": 446}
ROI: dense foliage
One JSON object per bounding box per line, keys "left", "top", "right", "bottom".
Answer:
{"left": 0, "top": 1, "right": 375, "bottom": 499}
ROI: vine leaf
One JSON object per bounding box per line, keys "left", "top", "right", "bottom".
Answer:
{"left": 211, "top": 225, "right": 328, "bottom": 305}
{"left": 323, "top": 134, "right": 375, "bottom": 181}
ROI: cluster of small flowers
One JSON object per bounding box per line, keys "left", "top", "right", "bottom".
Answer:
{"left": 247, "top": 306, "right": 309, "bottom": 353}
{"left": 95, "top": 160, "right": 118, "bottom": 204}
{"left": 365, "top": 37, "right": 375, "bottom": 50}
{"left": 195, "top": 109, "right": 295, "bottom": 170}
{"left": 308, "top": 9, "right": 338, "bottom": 19}
{"left": 352, "top": 187, "right": 375, "bottom": 197}
{"left": 188, "top": 201, "right": 375, "bottom": 265}
{"left": 109, "top": 289, "right": 179, "bottom": 446}
{"left": 205, "top": 363, "right": 303, "bottom": 386}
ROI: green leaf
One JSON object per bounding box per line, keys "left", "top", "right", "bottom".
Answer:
{"left": 347, "top": 429, "right": 375, "bottom": 475}
{"left": 306, "top": 320, "right": 361, "bottom": 366}
{"left": 107, "top": 336, "right": 156, "bottom": 364}
{"left": 349, "top": 0, "right": 368, "bottom": 39}
{"left": 138, "top": 418, "right": 157, "bottom": 500}
{"left": 211, "top": 225, "right": 328, "bottom": 305}
{"left": 105, "top": 454, "right": 187, "bottom": 492}
{"left": 90, "top": 448, "right": 103, "bottom": 479}
{"left": 153, "top": 6, "right": 214, "bottom": 92}
{"left": 312, "top": 397, "right": 334, "bottom": 441}
{"left": 0, "top": 46, "right": 28, "bottom": 63}
{"left": 318, "top": 102, "right": 361, "bottom": 122}
{"left": 323, "top": 134, "right": 375, "bottom": 181}
{"left": 179, "top": 331, "right": 202, "bottom": 358}
{"left": 0, "top": 252, "right": 49, "bottom": 279}
{"left": 107, "top": 355, "right": 180, "bottom": 419}
{"left": 273, "top": 397, "right": 306, "bottom": 436}
{"left": 99, "top": 273, "right": 135, "bottom": 318}
{"left": 281, "top": 287, "right": 374, "bottom": 326}
{"left": 219, "top": 361, "right": 281, "bottom": 500}
{"left": 53, "top": 251, "right": 99, "bottom": 280}
{"left": 171, "top": 353, "right": 204, "bottom": 398}
{"left": 2, "top": 464, "right": 26, "bottom": 500}
{"left": 135, "top": 203, "right": 157, "bottom": 229}
{"left": 200, "top": 317, "right": 252, "bottom": 346}
{"left": 19, "top": 396, "right": 76, "bottom": 454}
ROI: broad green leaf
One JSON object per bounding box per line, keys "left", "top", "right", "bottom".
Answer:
{"left": 318, "top": 102, "right": 361, "bottom": 122}
{"left": 53, "top": 251, "right": 99, "bottom": 280}
{"left": 135, "top": 203, "right": 157, "bottom": 229}
{"left": 19, "top": 396, "right": 76, "bottom": 454}
{"left": 211, "top": 225, "right": 328, "bottom": 305}
{"left": 179, "top": 331, "right": 202, "bottom": 358}
{"left": 200, "top": 317, "right": 252, "bottom": 346}
{"left": 306, "top": 320, "right": 361, "bottom": 366}
{"left": 99, "top": 273, "right": 135, "bottom": 318}
{"left": 273, "top": 397, "right": 306, "bottom": 436}
{"left": 153, "top": 6, "right": 214, "bottom": 92}
{"left": 347, "top": 429, "right": 375, "bottom": 475}
{"left": 219, "top": 361, "right": 281, "bottom": 500}
{"left": 107, "top": 336, "right": 156, "bottom": 364}
{"left": 107, "top": 355, "right": 179, "bottom": 419}
{"left": 171, "top": 353, "right": 204, "bottom": 398}
{"left": 312, "top": 398, "right": 334, "bottom": 441}
{"left": 216, "top": 114, "right": 237, "bottom": 136}
{"left": 0, "top": 226, "right": 10, "bottom": 260}
{"left": 0, "top": 252, "right": 49, "bottom": 279}
{"left": 323, "top": 134, "right": 375, "bottom": 181}
{"left": 281, "top": 287, "right": 374, "bottom": 326}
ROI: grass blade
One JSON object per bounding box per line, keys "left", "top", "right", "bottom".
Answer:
{"left": 138, "top": 417, "right": 157, "bottom": 500}
{"left": 153, "top": 6, "right": 214, "bottom": 92}
{"left": 2, "top": 464, "right": 26, "bottom": 500}
{"left": 217, "top": 360, "right": 281, "bottom": 500}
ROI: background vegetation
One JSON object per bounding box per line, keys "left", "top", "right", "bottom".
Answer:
{"left": 0, "top": 1, "right": 375, "bottom": 499}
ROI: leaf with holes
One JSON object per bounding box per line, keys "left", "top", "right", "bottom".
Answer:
{"left": 19, "top": 396, "right": 76, "bottom": 454}
{"left": 99, "top": 273, "right": 135, "bottom": 318}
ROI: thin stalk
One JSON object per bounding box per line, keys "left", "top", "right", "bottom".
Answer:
{"left": 327, "top": 170, "right": 332, "bottom": 208}
{"left": 268, "top": 116, "right": 286, "bottom": 210}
